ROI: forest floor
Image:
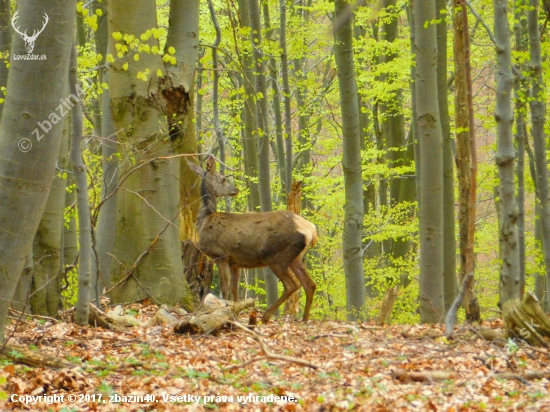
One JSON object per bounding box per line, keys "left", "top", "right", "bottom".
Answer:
{"left": 1, "top": 303, "right": 550, "bottom": 411}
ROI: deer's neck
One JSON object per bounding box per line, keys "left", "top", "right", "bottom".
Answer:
{"left": 197, "top": 176, "right": 217, "bottom": 228}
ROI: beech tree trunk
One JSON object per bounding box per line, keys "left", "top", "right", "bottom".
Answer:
{"left": 513, "top": 3, "right": 527, "bottom": 298}
{"left": 0, "top": 0, "right": 10, "bottom": 120}
{"left": 0, "top": 0, "right": 76, "bottom": 341}
{"left": 106, "top": 0, "right": 194, "bottom": 310}
{"left": 438, "top": 0, "right": 457, "bottom": 311}
{"left": 248, "top": 0, "right": 279, "bottom": 309}
{"left": 30, "top": 119, "right": 69, "bottom": 317}
{"left": 92, "top": 0, "right": 117, "bottom": 295}
{"left": 414, "top": 0, "right": 445, "bottom": 323}
{"left": 527, "top": 0, "right": 550, "bottom": 310}
{"left": 494, "top": 0, "right": 521, "bottom": 306}
{"left": 334, "top": 0, "right": 365, "bottom": 321}
{"left": 70, "top": 47, "right": 93, "bottom": 325}
{"left": 280, "top": 0, "right": 293, "bottom": 196}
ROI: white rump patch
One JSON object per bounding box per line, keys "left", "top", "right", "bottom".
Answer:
{"left": 292, "top": 214, "right": 317, "bottom": 261}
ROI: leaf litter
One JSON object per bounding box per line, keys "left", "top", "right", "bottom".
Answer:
{"left": 1, "top": 304, "right": 549, "bottom": 411}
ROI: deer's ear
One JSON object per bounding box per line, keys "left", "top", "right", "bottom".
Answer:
{"left": 186, "top": 159, "right": 204, "bottom": 176}
{"left": 206, "top": 156, "right": 217, "bottom": 173}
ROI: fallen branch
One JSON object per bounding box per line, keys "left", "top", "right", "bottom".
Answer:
{"left": 0, "top": 344, "right": 74, "bottom": 369}
{"left": 8, "top": 309, "right": 59, "bottom": 324}
{"left": 225, "top": 321, "right": 320, "bottom": 370}
{"left": 392, "top": 369, "right": 457, "bottom": 382}
{"left": 491, "top": 371, "right": 550, "bottom": 384}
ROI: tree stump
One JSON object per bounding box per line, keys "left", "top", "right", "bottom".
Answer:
{"left": 503, "top": 292, "right": 550, "bottom": 347}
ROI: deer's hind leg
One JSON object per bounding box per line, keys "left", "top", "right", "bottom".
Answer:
{"left": 289, "top": 259, "right": 316, "bottom": 322}
{"left": 261, "top": 265, "right": 300, "bottom": 323}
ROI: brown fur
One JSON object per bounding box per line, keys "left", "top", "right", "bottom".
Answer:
{"left": 187, "top": 158, "right": 317, "bottom": 322}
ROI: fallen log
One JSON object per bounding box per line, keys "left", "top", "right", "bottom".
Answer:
{"left": 147, "top": 306, "right": 179, "bottom": 326}
{"left": 174, "top": 298, "right": 255, "bottom": 335}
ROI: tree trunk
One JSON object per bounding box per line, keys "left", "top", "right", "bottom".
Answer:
{"left": 106, "top": 0, "right": 195, "bottom": 310}
{"left": 31, "top": 119, "right": 69, "bottom": 317}
{"left": 414, "top": 0, "right": 445, "bottom": 323}
{"left": 70, "top": 47, "right": 93, "bottom": 325}
{"left": 0, "top": 0, "right": 76, "bottom": 341}
{"left": 91, "top": 0, "right": 117, "bottom": 295}
{"left": 494, "top": 0, "right": 521, "bottom": 306}
{"left": 263, "top": 1, "right": 286, "bottom": 203}
{"left": 377, "top": 0, "right": 413, "bottom": 322}
{"left": 334, "top": 0, "right": 365, "bottom": 321}
{"left": 237, "top": 0, "right": 262, "bottom": 300}
{"left": 513, "top": 4, "right": 526, "bottom": 298}
{"left": 438, "top": 0, "right": 457, "bottom": 312}
{"left": 527, "top": 0, "right": 550, "bottom": 310}
{"left": 0, "top": 0, "right": 10, "bottom": 120}
{"left": 451, "top": 0, "right": 480, "bottom": 323}
{"left": 248, "top": 0, "right": 278, "bottom": 309}
{"left": 280, "top": 0, "right": 293, "bottom": 197}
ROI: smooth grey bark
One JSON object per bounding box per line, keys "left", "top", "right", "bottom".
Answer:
{"left": 248, "top": 0, "right": 278, "bottom": 309}
{"left": 527, "top": 0, "right": 550, "bottom": 309}
{"left": 63, "top": 174, "right": 78, "bottom": 268}
{"left": 92, "top": 0, "right": 117, "bottom": 295}
{"left": 437, "top": 0, "right": 457, "bottom": 312}
{"left": 0, "top": 0, "right": 76, "bottom": 341}
{"left": 237, "top": 0, "right": 262, "bottom": 299}
{"left": 12, "top": 253, "right": 33, "bottom": 312}
{"left": 0, "top": 0, "right": 10, "bottom": 120}
{"left": 377, "top": 0, "right": 411, "bottom": 322}
{"left": 525, "top": 137, "right": 545, "bottom": 305}
{"left": 70, "top": 47, "right": 92, "bottom": 325}
{"left": 237, "top": 0, "right": 261, "bottom": 214}
{"left": 280, "top": 0, "right": 293, "bottom": 197}
{"left": 414, "top": 0, "right": 445, "bottom": 323}
{"left": 164, "top": 0, "right": 202, "bottom": 248}
{"left": 334, "top": 0, "right": 365, "bottom": 321}
{"left": 195, "top": 56, "right": 203, "bottom": 152}
{"left": 207, "top": 0, "right": 227, "bottom": 189}
{"left": 408, "top": 11, "right": 421, "bottom": 209}
{"left": 380, "top": 0, "right": 405, "bottom": 206}
{"left": 514, "top": 2, "right": 527, "bottom": 297}
{"left": 107, "top": 0, "right": 193, "bottom": 309}
{"left": 263, "top": 1, "right": 286, "bottom": 203}
{"left": 493, "top": 0, "right": 521, "bottom": 306}
{"left": 30, "top": 118, "right": 69, "bottom": 317}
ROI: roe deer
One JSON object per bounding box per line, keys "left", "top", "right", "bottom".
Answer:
{"left": 187, "top": 157, "right": 317, "bottom": 322}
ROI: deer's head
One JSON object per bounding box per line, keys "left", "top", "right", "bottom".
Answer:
{"left": 12, "top": 11, "right": 49, "bottom": 54}
{"left": 187, "top": 157, "right": 238, "bottom": 198}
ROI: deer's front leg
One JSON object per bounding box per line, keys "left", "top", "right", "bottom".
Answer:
{"left": 229, "top": 265, "right": 240, "bottom": 301}
{"left": 217, "top": 260, "right": 230, "bottom": 300}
